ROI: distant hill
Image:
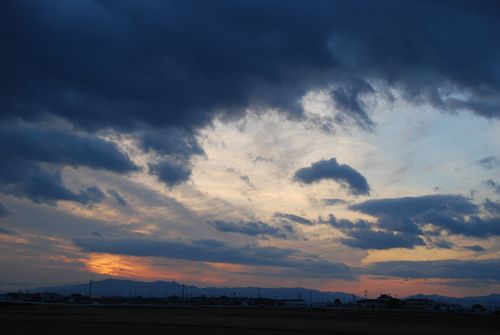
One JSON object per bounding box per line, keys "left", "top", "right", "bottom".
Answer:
{"left": 406, "top": 293, "right": 500, "bottom": 308}
{"left": 30, "top": 278, "right": 359, "bottom": 304}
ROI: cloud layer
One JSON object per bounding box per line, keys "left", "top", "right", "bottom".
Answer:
{"left": 3, "top": 0, "right": 500, "bottom": 133}
{"left": 363, "top": 259, "right": 500, "bottom": 281}
{"left": 336, "top": 194, "right": 500, "bottom": 250}
{"left": 74, "top": 236, "right": 352, "bottom": 279}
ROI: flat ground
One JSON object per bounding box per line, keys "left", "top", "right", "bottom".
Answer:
{"left": 0, "top": 303, "right": 499, "bottom": 334}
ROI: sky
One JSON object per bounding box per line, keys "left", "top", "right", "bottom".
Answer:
{"left": 1, "top": 0, "right": 500, "bottom": 297}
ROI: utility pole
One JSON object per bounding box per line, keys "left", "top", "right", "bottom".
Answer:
{"left": 88, "top": 280, "right": 92, "bottom": 299}
{"left": 364, "top": 289, "right": 367, "bottom": 299}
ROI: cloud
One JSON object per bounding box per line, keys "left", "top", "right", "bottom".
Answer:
{"left": 137, "top": 127, "right": 204, "bottom": 160}
{"left": 225, "top": 168, "right": 256, "bottom": 189}
{"left": 328, "top": 193, "right": 500, "bottom": 249}
{"left": 346, "top": 194, "right": 500, "bottom": 246}
{"left": 322, "top": 198, "right": 348, "bottom": 206}
{"left": 350, "top": 194, "right": 478, "bottom": 218}
{"left": 274, "top": 213, "right": 314, "bottom": 226}
{"left": 330, "top": 79, "right": 375, "bottom": 129}
{"left": 208, "top": 220, "right": 288, "bottom": 239}
{"left": 415, "top": 209, "right": 500, "bottom": 238}
{"left": 462, "top": 245, "right": 485, "bottom": 252}
{"left": 239, "top": 175, "right": 256, "bottom": 189}
{"left": 1, "top": 1, "right": 499, "bottom": 198}
{"left": 483, "top": 179, "right": 500, "bottom": 195}
{"left": 0, "top": 202, "right": 14, "bottom": 216}
{"left": 106, "top": 188, "right": 128, "bottom": 206}
{"left": 0, "top": 123, "right": 138, "bottom": 173}
{"left": 0, "top": 162, "right": 106, "bottom": 205}
{"left": 484, "top": 198, "right": 500, "bottom": 215}
{"left": 74, "top": 236, "right": 353, "bottom": 279}
{"left": 80, "top": 186, "right": 106, "bottom": 207}
{"left": 328, "top": 216, "right": 425, "bottom": 250}
{"left": 341, "top": 230, "right": 425, "bottom": 250}
{"left": 476, "top": 156, "right": 500, "bottom": 170}
{"left": 431, "top": 239, "right": 455, "bottom": 250}
{"left": 0, "top": 123, "right": 138, "bottom": 204}
{"left": 362, "top": 259, "right": 500, "bottom": 281}
{"left": 252, "top": 156, "right": 274, "bottom": 164}
{"left": 294, "top": 158, "right": 370, "bottom": 195}
{"left": 149, "top": 160, "right": 192, "bottom": 187}
{"left": 2, "top": 0, "right": 500, "bottom": 138}
{"left": 0, "top": 227, "right": 15, "bottom": 235}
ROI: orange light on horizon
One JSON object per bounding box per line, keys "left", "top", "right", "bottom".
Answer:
{"left": 84, "top": 253, "right": 236, "bottom": 285}
{"left": 85, "top": 253, "right": 183, "bottom": 280}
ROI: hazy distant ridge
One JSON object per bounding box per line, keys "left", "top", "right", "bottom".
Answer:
{"left": 30, "top": 278, "right": 358, "bottom": 303}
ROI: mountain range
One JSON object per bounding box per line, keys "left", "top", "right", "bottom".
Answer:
{"left": 29, "top": 278, "right": 357, "bottom": 303}
{"left": 26, "top": 279, "right": 500, "bottom": 307}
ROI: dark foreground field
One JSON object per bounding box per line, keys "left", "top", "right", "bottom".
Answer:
{"left": 1, "top": 303, "right": 499, "bottom": 335}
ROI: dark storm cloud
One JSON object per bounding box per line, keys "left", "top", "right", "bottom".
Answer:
{"left": 476, "top": 156, "right": 500, "bottom": 170}
{"left": 149, "top": 160, "right": 192, "bottom": 187}
{"left": 137, "top": 127, "right": 204, "bottom": 160}
{"left": 74, "top": 236, "right": 353, "bottom": 279}
{"left": 0, "top": 163, "right": 80, "bottom": 204}
{"left": 2, "top": 0, "right": 500, "bottom": 135}
{"left": 0, "top": 124, "right": 138, "bottom": 173}
{"left": 0, "top": 161, "right": 107, "bottom": 205}
{"left": 274, "top": 213, "right": 314, "bottom": 226}
{"left": 208, "top": 220, "right": 287, "bottom": 239}
{"left": 0, "top": 123, "right": 137, "bottom": 204}
{"left": 362, "top": 259, "right": 500, "bottom": 281}
{"left": 330, "top": 79, "right": 375, "bottom": 130}
{"left": 106, "top": 188, "right": 128, "bottom": 206}
{"left": 294, "top": 158, "right": 370, "bottom": 195}
{"left": 350, "top": 194, "right": 478, "bottom": 217}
